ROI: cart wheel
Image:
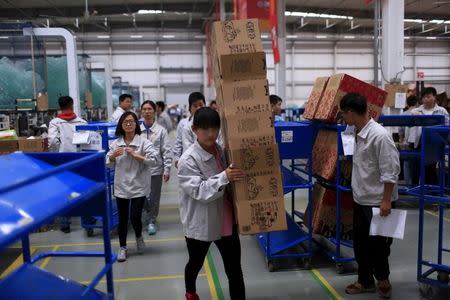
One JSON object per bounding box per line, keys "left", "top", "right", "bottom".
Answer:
{"left": 267, "top": 260, "right": 275, "bottom": 272}
{"left": 437, "top": 271, "right": 450, "bottom": 284}
{"left": 86, "top": 228, "right": 94, "bottom": 237}
{"left": 336, "top": 263, "right": 345, "bottom": 274}
{"left": 419, "top": 283, "right": 432, "bottom": 298}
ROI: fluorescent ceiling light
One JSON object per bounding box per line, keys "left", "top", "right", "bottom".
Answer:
{"left": 404, "top": 19, "right": 424, "bottom": 23}
{"left": 285, "top": 11, "right": 352, "bottom": 20}
{"left": 404, "top": 36, "right": 410, "bottom": 39}
{"left": 426, "top": 36, "right": 437, "bottom": 39}
{"left": 261, "top": 33, "right": 270, "bottom": 39}
{"left": 445, "top": 21, "right": 450, "bottom": 24}
{"left": 138, "top": 9, "right": 163, "bottom": 14}
{"left": 430, "top": 20, "right": 445, "bottom": 24}
{"left": 162, "top": 34, "right": 175, "bottom": 39}
{"left": 97, "top": 35, "right": 110, "bottom": 39}
{"left": 315, "top": 35, "right": 327, "bottom": 39}
{"left": 194, "top": 35, "right": 205, "bottom": 39}
{"left": 286, "top": 35, "right": 298, "bottom": 39}
{"left": 0, "top": 36, "right": 10, "bottom": 39}
{"left": 344, "top": 35, "right": 355, "bottom": 39}
{"left": 130, "top": 35, "right": 143, "bottom": 38}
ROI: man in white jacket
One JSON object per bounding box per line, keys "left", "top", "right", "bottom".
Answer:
{"left": 110, "top": 94, "right": 133, "bottom": 122}
{"left": 48, "top": 96, "right": 88, "bottom": 233}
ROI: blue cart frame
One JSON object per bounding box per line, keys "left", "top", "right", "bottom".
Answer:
{"left": 409, "top": 126, "right": 450, "bottom": 296}
{"left": 76, "top": 122, "right": 119, "bottom": 236}
{"left": 256, "top": 121, "right": 314, "bottom": 271}
{"left": 0, "top": 152, "right": 116, "bottom": 299}
{"left": 377, "top": 115, "right": 445, "bottom": 202}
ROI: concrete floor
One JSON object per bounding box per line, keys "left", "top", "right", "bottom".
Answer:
{"left": 1, "top": 161, "right": 450, "bottom": 299}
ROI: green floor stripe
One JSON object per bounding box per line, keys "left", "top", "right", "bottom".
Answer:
{"left": 207, "top": 251, "right": 225, "bottom": 300}
{"left": 310, "top": 270, "right": 339, "bottom": 300}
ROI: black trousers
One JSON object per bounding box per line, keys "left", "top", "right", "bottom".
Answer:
{"left": 353, "top": 202, "right": 393, "bottom": 286}
{"left": 185, "top": 227, "right": 246, "bottom": 300}
{"left": 116, "top": 197, "right": 145, "bottom": 247}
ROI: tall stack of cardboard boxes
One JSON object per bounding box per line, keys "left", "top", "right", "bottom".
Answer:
{"left": 303, "top": 74, "right": 388, "bottom": 238}
{"left": 211, "top": 19, "right": 287, "bottom": 235}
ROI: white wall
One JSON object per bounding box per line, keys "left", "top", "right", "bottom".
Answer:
{"left": 1, "top": 37, "right": 449, "bottom": 108}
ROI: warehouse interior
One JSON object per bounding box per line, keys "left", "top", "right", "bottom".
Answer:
{"left": 0, "top": 1, "right": 449, "bottom": 300}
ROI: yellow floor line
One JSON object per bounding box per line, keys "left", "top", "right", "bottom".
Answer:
{"left": 40, "top": 245, "right": 59, "bottom": 269}
{"left": 0, "top": 247, "right": 37, "bottom": 278}
{"left": 80, "top": 273, "right": 206, "bottom": 285}
{"left": 18, "top": 237, "right": 185, "bottom": 249}
{"left": 204, "top": 257, "right": 219, "bottom": 300}
{"left": 425, "top": 209, "right": 450, "bottom": 223}
{"left": 311, "top": 268, "right": 344, "bottom": 300}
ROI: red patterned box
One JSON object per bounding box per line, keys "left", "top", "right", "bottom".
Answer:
{"left": 303, "top": 77, "right": 329, "bottom": 120}
{"left": 314, "top": 74, "right": 387, "bottom": 123}
{"left": 305, "top": 183, "right": 353, "bottom": 240}
{"left": 311, "top": 129, "right": 352, "bottom": 181}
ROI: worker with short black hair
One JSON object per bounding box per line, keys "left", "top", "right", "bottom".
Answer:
{"left": 269, "top": 94, "right": 283, "bottom": 122}
{"left": 110, "top": 93, "right": 133, "bottom": 122}
{"left": 155, "top": 101, "right": 173, "bottom": 133}
{"left": 339, "top": 92, "right": 400, "bottom": 299}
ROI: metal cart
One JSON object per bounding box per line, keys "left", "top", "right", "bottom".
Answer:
{"left": 407, "top": 126, "right": 450, "bottom": 297}
{"left": 76, "top": 122, "right": 118, "bottom": 236}
{"left": 256, "top": 121, "right": 314, "bottom": 271}
{"left": 378, "top": 115, "right": 446, "bottom": 202}
{"left": 0, "top": 152, "right": 116, "bottom": 299}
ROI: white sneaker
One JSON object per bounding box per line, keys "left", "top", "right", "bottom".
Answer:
{"left": 117, "top": 247, "right": 127, "bottom": 262}
{"left": 136, "top": 236, "right": 146, "bottom": 254}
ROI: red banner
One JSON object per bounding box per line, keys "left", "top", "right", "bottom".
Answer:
{"left": 236, "top": 0, "right": 270, "bottom": 19}
{"left": 270, "top": 0, "right": 280, "bottom": 64}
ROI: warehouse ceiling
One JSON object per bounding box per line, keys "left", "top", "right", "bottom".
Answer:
{"left": 0, "top": 0, "right": 449, "bottom": 37}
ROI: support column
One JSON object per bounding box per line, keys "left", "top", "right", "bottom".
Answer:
{"left": 275, "top": 0, "right": 286, "bottom": 102}
{"left": 220, "top": 0, "right": 226, "bottom": 21}
{"left": 381, "top": 0, "right": 404, "bottom": 86}
{"left": 373, "top": 0, "right": 380, "bottom": 87}
{"left": 291, "top": 42, "right": 295, "bottom": 101}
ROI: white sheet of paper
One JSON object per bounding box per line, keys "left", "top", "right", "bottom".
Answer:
{"left": 394, "top": 92, "right": 407, "bottom": 109}
{"left": 72, "top": 131, "right": 90, "bottom": 145}
{"left": 340, "top": 125, "right": 355, "bottom": 156}
{"left": 370, "top": 208, "right": 407, "bottom": 239}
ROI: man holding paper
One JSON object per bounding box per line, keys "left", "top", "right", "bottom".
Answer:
{"left": 339, "top": 93, "right": 400, "bottom": 299}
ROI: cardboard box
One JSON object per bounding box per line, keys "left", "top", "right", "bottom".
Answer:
{"left": 0, "top": 139, "right": 19, "bottom": 154}
{"left": 226, "top": 144, "right": 279, "bottom": 171}
{"left": 305, "top": 183, "right": 353, "bottom": 240}
{"left": 384, "top": 84, "right": 408, "bottom": 108}
{"left": 18, "top": 137, "right": 47, "bottom": 152}
{"left": 303, "top": 77, "right": 329, "bottom": 120}
{"left": 36, "top": 94, "right": 48, "bottom": 111}
{"left": 223, "top": 132, "right": 276, "bottom": 150}
{"left": 216, "top": 79, "right": 270, "bottom": 116}
{"left": 235, "top": 197, "right": 287, "bottom": 235}
{"left": 311, "top": 129, "right": 352, "bottom": 181}
{"left": 221, "top": 110, "right": 274, "bottom": 149}
{"left": 314, "top": 74, "right": 387, "bottom": 123}
{"left": 211, "top": 19, "right": 263, "bottom": 58}
{"left": 214, "top": 52, "right": 267, "bottom": 84}
{"left": 231, "top": 167, "right": 283, "bottom": 202}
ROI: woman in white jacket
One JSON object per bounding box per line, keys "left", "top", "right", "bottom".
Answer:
{"left": 178, "top": 107, "right": 246, "bottom": 300}
{"left": 106, "top": 112, "right": 158, "bottom": 262}
{"left": 140, "top": 100, "right": 173, "bottom": 235}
